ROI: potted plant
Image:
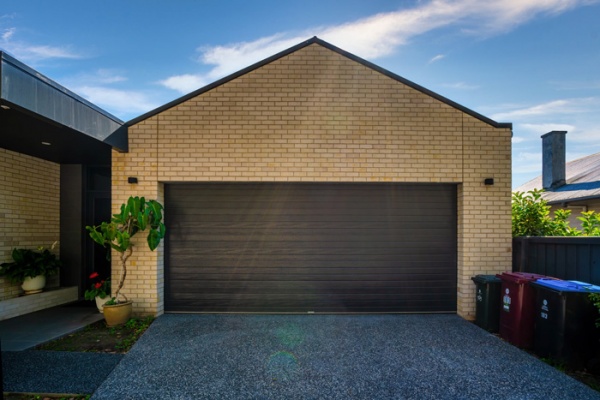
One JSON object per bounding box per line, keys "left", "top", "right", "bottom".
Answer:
{"left": 86, "top": 196, "right": 165, "bottom": 326}
{"left": 0, "top": 243, "right": 61, "bottom": 294}
{"left": 84, "top": 272, "right": 111, "bottom": 313}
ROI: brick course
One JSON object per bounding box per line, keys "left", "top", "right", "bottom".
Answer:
{"left": 114, "top": 42, "right": 512, "bottom": 319}
{"left": 0, "top": 148, "right": 60, "bottom": 300}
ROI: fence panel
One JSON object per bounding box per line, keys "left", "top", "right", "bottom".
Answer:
{"left": 512, "top": 237, "right": 600, "bottom": 285}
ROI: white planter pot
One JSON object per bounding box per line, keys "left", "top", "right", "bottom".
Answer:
{"left": 95, "top": 296, "right": 110, "bottom": 313}
{"left": 21, "top": 275, "right": 46, "bottom": 294}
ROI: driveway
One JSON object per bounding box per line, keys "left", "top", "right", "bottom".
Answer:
{"left": 91, "top": 314, "right": 600, "bottom": 399}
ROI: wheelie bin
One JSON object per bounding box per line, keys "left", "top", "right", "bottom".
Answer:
{"left": 531, "top": 279, "right": 600, "bottom": 369}
{"left": 471, "top": 275, "right": 502, "bottom": 332}
{"left": 496, "top": 272, "right": 555, "bottom": 349}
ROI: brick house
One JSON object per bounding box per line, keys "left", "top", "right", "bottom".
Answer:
{"left": 114, "top": 37, "right": 512, "bottom": 319}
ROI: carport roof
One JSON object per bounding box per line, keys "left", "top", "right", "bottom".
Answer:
{"left": 128, "top": 37, "right": 512, "bottom": 130}
{"left": 0, "top": 50, "right": 126, "bottom": 164}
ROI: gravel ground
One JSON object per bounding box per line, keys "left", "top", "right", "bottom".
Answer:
{"left": 90, "top": 314, "right": 600, "bottom": 400}
{"left": 2, "top": 350, "right": 123, "bottom": 394}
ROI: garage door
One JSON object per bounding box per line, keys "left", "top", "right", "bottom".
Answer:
{"left": 165, "top": 183, "right": 457, "bottom": 313}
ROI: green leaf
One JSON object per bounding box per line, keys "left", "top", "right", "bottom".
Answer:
{"left": 149, "top": 200, "right": 163, "bottom": 221}
{"left": 89, "top": 229, "right": 106, "bottom": 246}
{"left": 147, "top": 229, "right": 160, "bottom": 251}
{"left": 138, "top": 211, "right": 148, "bottom": 231}
{"left": 131, "top": 196, "right": 141, "bottom": 216}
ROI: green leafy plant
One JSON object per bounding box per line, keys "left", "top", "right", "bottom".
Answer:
{"left": 589, "top": 293, "right": 600, "bottom": 328}
{"left": 512, "top": 189, "right": 578, "bottom": 237}
{"left": 84, "top": 272, "right": 111, "bottom": 300}
{"left": 512, "top": 189, "right": 600, "bottom": 237}
{"left": 86, "top": 196, "right": 165, "bottom": 304}
{"left": 0, "top": 244, "right": 61, "bottom": 284}
{"left": 579, "top": 211, "right": 600, "bottom": 236}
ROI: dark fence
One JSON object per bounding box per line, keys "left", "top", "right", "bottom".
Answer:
{"left": 513, "top": 237, "right": 600, "bottom": 285}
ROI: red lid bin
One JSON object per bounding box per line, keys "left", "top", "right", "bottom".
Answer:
{"left": 496, "top": 272, "right": 557, "bottom": 349}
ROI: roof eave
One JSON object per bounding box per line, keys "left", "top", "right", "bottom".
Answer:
{"left": 547, "top": 194, "right": 600, "bottom": 205}
{"left": 1, "top": 50, "right": 126, "bottom": 152}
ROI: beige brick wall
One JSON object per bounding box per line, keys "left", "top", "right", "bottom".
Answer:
{"left": 114, "top": 42, "right": 512, "bottom": 319}
{"left": 0, "top": 148, "right": 61, "bottom": 300}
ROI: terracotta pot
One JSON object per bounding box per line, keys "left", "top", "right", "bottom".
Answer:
{"left": 21, "top": 275, "right": 46, "bottom": 294}
{"left": 103, "top": 301, "right": 133, "bottom": 326}
{"left": 95, "top": 296, "right": 110, "bottom": 313}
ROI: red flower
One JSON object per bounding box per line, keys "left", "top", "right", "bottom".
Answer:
{"left": 94, "top": 282, "right": 102, "bottom": 289}
{"left": 89, "top": 272, "right": 99, "bottom": 279}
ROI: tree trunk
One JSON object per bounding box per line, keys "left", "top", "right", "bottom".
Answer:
{"left": 114, "top": 247, "right": 132, "bottom": 303}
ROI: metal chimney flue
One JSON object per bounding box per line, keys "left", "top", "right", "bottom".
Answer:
{"left": 541, "top": 131, "right": 567, "bottom": 190}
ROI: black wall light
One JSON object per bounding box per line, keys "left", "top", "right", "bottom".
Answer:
{"left": 128, "top": 177, "right": 138, "bottom": 184}
{"left": 484, "top": 178, "right": 494, "bottom": 185}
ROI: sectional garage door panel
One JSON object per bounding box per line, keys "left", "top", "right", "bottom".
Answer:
{"left": 165, "top": 183, "right": 457, "bottom": 313}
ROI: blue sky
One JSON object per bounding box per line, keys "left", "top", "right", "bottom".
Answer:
{"left": 1, "top": 0, "right": 599, "bottom": 188}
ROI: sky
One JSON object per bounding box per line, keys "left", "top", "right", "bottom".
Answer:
{"left": 1, "top": 0, "right": 599, "bottom": 188}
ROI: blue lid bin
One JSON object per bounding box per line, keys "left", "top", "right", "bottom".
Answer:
{"left": 530, "top": 279, "right": 600, "bottom": 370}
{"left": 471, "top": 275, "right": 502, "bottom": 333}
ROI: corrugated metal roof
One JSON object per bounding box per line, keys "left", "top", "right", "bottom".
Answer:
{"left": 516, "top": 152, "right": 600, "bottom": 203}
{"left": 1, "top": 50, "right": 127, "bottom": 162}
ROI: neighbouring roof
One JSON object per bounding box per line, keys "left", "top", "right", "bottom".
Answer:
{"left": 0, "top": 50, "right": 126, "bottom": 163}
{"left": 516, "top": 152, "right": 600, "bottom": 204}
{"left": 127, "top": 37, "right": 512, "bottom": 130}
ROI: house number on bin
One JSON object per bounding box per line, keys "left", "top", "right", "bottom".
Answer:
{"left": 541, "top": 299, "right": 549, "bottom": 319}
{"left": 477, "top": 289, "right": 483, "bottom": 302}
{"left": 503, "top": 288, "right": 511, "bottom": 312}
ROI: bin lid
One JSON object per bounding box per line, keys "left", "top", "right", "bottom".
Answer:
{"left": 531, "top": 279, "right": 600, "bottom": 293}
{"left": 496, "top": 272, "right": 555, "bottom": 284}
{"left": 471, "top": 275, "right": 502, "bottom": 284}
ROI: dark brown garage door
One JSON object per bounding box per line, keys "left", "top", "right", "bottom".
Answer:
{"left": 165, "top": 183, "right": 456, "bottom": 313}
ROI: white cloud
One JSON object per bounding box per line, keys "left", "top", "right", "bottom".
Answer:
{"left": 512, "top": 137, "right": 526, "bottom": 144}
{"left": 514, "top": 151, "right": 542, "bottom": 163}
{"left": 66, "top": 69, "right": 127, "bottom": 85}
{"left": 199, "top": 34, "right": 303, "bottom": 79}
{"left": 160, "top": 73, "right": 210, "bottom": 93}
{"left": 24, "top": 45, "right": 82, "bottom": 60}
{"left": 0, "top": 25, "right": 84, "bottom": 62}
{"left": 94, "top": 69, "right": 127, "bottom": 84}
{"left": 519, "top": 123, "right": 576, "bottom": 134}
{"left": 160, "top": 0, "right": 598, "bottom": 94}
{"left": 429, "top": 54, "right": 445, "bottom": 64}
{"left": 567, "top": 128, "right": 600, "bottom": 143}
{"left": 491, "top": 98, "right": 598, "bottom": 121}
{"left": 74, "top": 86, "right": 160, "bottom": 118}
{"left": 2, "top": 27, "right": 14, "bottom": 41}
{"left": 442, "top": 81, "right": 479, "bottom": 90}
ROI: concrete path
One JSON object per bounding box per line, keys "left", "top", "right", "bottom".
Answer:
{"left": 91, "top": 314, "right": 600, "bottom": 400}
{"left": 0, "top": 305, "right": 103, "bottom": 351}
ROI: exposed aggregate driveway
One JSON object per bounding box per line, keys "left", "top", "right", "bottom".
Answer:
{"left": 92, "top": 314, "right": 600, "bottom": 399}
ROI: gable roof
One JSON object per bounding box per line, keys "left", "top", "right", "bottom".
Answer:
{"left": 516, "top": 151, "right": 600, "bottom": 204}
{"left": 127, "top": 37, "right": 512, "bottom": 130}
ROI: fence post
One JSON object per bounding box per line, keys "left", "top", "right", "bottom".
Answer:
{"left": 512, "top": 237, "right": 528, "bottom": 273}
